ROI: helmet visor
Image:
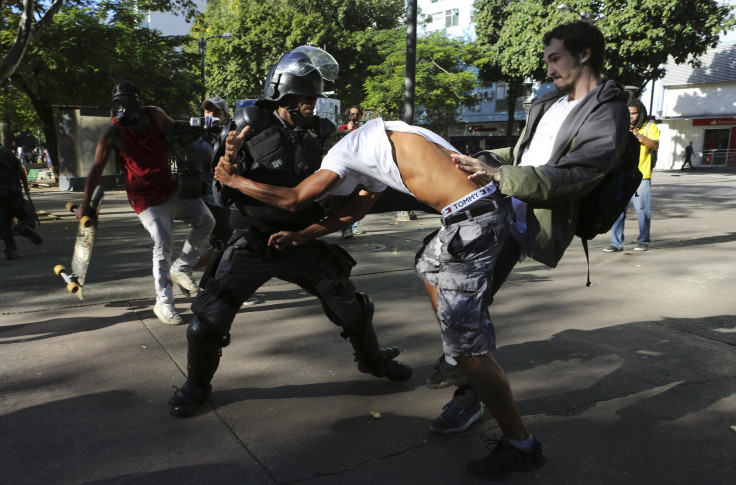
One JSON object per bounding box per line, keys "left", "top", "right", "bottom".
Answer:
{"left": 274, "top": 46, "right": 339, "bottom": 82}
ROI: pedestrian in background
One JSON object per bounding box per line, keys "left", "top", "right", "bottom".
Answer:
{"left": 604, "top": 99, "right": 659, "bottom": 252}
{"left": 0, "top": 144, "right": 42, "bottom": 260}
{"left": 681, "top": 141, "right": 695, "bottom": 170}
{"left": 338, "top": 105, "right": 365, "bottom": 238}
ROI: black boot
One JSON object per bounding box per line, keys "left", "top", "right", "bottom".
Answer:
{"left": 346, "top": 292, "right": 412, "bottom": 382}
{"left": 168, "top": 381, "right": 212, "bottom": 417}
{"left": 168, "top": 318, "right": 227, "bottom": 417}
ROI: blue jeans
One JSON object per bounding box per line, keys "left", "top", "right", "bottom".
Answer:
{"left": 610, "top": 178, "right": 650, "bottom": 248}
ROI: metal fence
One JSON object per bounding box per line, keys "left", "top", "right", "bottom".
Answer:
{"left": 701, "top": 149, "right": 736, "bottom": 166}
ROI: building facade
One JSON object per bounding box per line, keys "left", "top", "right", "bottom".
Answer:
{"left": 657, "top": 42, "right": 736, "bottom": 168}
{"left": 417, "top": 0, "right": 553, "bottom": 153}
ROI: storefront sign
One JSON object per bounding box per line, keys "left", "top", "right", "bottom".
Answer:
{"left": 693, "top": 118, "right": 736, "bottom": 126}
{"left": 468, "top": 126, "right": 498, "bottom": 133}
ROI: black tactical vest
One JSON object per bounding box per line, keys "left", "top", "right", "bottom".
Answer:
{"left": 230, "top": 111, "right": 334, "bottom": 231}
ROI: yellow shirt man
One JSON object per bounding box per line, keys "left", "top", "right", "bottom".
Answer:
{"left": 635, "top": 121, "right": 660, "bottom": 180}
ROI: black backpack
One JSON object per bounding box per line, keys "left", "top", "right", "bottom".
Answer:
{"left": 576, "top": 131, "right": 642, "bottom": 285}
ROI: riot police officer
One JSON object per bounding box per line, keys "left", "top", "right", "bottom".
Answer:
{"left": 168, "top": 47, "right": 411, "bottom": 417}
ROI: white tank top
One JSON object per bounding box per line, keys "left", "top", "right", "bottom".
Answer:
{"left": 319, "top": 118, "right": 460, "bottom": 197}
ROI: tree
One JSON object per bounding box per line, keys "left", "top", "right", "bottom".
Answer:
{"left": 0, "top": 1, "right": 199, "bottom": 82}
{"left": 0, "top": 0, "right": 204, "bottom": 152}
{"left": 0, "top": 0, "right": 65, "bottom": 82}
{"left": 192, "top": 0, "right": 405, "bottom": 110}
{"left": 0, "top": 82, "right": 39, "bottom": 149}
{"left": 8, "top": 2, "right": 200, "bottom": 173}
{"left": 473, "top": 0, "right": 736, "bottom": 139}
{"left": 362, "top": 30, "right": 480, "bottom": 128}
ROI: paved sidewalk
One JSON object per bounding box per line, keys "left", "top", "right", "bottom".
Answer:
{"left": 1, "top": 169, "right": 735, "bottom": 484}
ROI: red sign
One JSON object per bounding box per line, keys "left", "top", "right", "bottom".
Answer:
{"left": 467, "top": 126, "right": 498, "bottom": 133}
{"left": 692, "top": 118, "right": 736, "bottom": 126}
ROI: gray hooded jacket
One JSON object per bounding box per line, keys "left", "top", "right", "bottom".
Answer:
{"left": 492, "top": 79, "right": 629, "bottom": 267}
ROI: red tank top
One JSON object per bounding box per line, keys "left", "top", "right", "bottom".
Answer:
{"left": 113, "top": 112, "right": 176, "bottom": 213}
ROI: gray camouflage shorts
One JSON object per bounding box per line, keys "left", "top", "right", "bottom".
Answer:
{"left": 415, "top": 200, "right": 512, "bottom": 357}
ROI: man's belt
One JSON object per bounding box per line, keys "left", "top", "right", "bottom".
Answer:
{"left": 441, "top": 197, "right": 510, "bottom": 226}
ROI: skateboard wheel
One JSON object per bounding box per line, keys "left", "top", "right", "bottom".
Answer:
{"left": 67, "top": 282, "right": 81, "bottom": 294}
{"left": 54, "top": 264, "right": 66, "bottom": 276}
{"left": 80, "top": 216, "right": 93, "bottom": 228}
{"left": 65, "top": 201, "right": 78, "bottom": 213}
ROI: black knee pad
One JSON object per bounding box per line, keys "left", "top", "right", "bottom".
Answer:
{"left": 187, "top": 318, "right": 228, "bottom": 350}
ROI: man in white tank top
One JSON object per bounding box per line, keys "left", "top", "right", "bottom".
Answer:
{"left": 215, "top": 19, "right": 630, "bottom": 481}
{"left": 215, "top": 112, "right": 543, "bottom": 479}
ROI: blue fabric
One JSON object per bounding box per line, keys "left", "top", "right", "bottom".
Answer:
{"left": 610, "top": 178, "right": 651, "bottom": 248}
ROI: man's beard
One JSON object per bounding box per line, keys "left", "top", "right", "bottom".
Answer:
{"left": 289, "top": 108, "right": 314, "bottom": 128}
{"left": 555, "top": 81, "right": 574, "bottom": 95}
{"left": 554, "top": 58, "right": 581, "bottom": 95}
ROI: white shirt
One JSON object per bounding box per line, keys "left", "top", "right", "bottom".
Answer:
{"left": 514, "top": 95, "right": 582, "bottom": 250}
{"left": 319, "top": 118, "right": 460, "bottom": 197}
{"left": 520, "top": 95, "right": 582, "bottom": 167}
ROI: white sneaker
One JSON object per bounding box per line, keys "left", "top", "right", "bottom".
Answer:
{"left": 171, "top": 269, "right": 199, "bottom": 295}
{"left": 243, "top": 296, "right": 258, "bottom": 306}
{"left": 154, "top": 302, "right": 184, "bottom": 326}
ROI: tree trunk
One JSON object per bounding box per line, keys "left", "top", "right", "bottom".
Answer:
{"left": 0, "top": 0, "right": 64, "bottom": 80}
{"left": 1, "top": 84, "right": 12, "bottom": 147}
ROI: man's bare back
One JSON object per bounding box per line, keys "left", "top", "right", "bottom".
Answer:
{"left": 387, "top": 131, "right": 485, "bottom": 212}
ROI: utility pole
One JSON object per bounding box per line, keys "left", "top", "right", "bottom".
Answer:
{"left": 404, "top": 0, "right": 417, "bottom": 124}
{"left": 198, "top": 33, "right": 232, "bottom": 102}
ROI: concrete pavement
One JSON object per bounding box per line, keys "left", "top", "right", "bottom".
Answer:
{"left": 1, "top": 168, "right": 735, "bottom": 484}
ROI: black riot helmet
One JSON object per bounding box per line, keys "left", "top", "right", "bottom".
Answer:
{"left": 260, "top": 46, "right": 339, "bottom": 105}
{"left": 111, "top": 81, "right": 141, "bottom": 126}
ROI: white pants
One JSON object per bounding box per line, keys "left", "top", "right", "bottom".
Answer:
{"left": 137, "top": 195, "right": 215, "bottom": 304}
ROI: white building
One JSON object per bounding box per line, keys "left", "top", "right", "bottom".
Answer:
{"left": 657, "top": 41, "right": 736, "bottom": 168}
{"left": 140, "top": 1, "right": 207, "bottom": 36}
{"left": 418, "top": 0, "right": 476, "bottom": 41}
{"left": 418, "top": 0, "right": 536, "bottom": 153}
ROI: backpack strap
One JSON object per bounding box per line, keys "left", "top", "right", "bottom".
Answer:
{"left": 644, "top": 121, "right": 653, "bottom": 137}
{"left": 581, "top": 238, "right": 592, "bottom": 287}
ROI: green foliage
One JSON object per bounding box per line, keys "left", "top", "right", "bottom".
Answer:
{"left": 10, "top": 2, "right": 199, "bottom": 116}
{"left": 194, "top": 0, "right": 405, "bottom": 108}
{"left": 599, "top": 0, "right": 736, "bottom": 86}
{"left": 474, "top": 0, "right": 736, "bottom": 89}
{"left": 0, "top": 83, "right": 41, "bottom": 146}
{"left": 0, "top": 0, "right": 202, "bottom": 145}
{"left": 363, "top": 31, "right": 480, "bottom": 125}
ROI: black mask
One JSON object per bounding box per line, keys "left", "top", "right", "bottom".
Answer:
{"left": 287, "top": 107, "right": 315, "bottom": 130}
{"left": 112, "top": 93, "right": 140, "bottom": 126}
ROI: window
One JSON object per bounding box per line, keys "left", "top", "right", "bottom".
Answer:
{"left": 445, "top": 9, "right": 459, "bottom": 28}
{"left": 703, "top": 128, "right": 732, "bottom": 165}
{"left": 496, "top": 83, "right": 507, "bottom": 100}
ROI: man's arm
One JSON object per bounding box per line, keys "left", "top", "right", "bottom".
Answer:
{"left": 635, "top": 123, "right": 659, "bottom": 151}
{"left": 499, "top": 100, "right": 629, "bottom": 204}
{"left": 77, "top": 124, "right": 118, "bottom": 219}
{"left": 148, "top": 106, "right": 189, "bottom": 129}
{"left": 268, "top": 190, "right": 380, "bottom": 250}
{"left": 214, "top": 158, "right": 341, "bottom": 212}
